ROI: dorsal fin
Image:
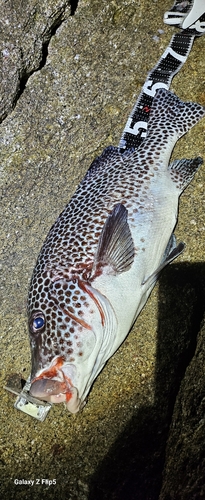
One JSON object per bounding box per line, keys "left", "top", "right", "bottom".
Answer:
{"left": 86, "top": 146, "right": 123, "bottom": 177}
{"left": 91, "top": 203, "right": 135, "bottom": 278}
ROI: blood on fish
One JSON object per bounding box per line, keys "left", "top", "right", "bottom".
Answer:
{"left": 31, "top": 355, "right": 73, "bottom": 403}
{"left": 32, "top": 356, "right": 65, "bottom": 381}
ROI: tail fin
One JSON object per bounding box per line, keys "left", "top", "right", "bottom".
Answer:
{"left": 147, "top": 89, "right": 205, "bottom": 140}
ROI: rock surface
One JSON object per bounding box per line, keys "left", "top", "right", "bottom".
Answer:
{"left": 0, "top": 0, "right": 71, "bottom": 122}
{"left": 159, "top": 317, "right": 205, "bottom": 500}
{"left": 0, "top": 0, "right": 205, "bottom": 499}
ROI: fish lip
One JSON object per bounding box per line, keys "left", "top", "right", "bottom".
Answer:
{"left": 29, "top": 355, "right": 73, "bottom": 399}
{"left": 29, "top": 357, "right": 81, "bottom": 412}
{"left": 29, "top": 377, "right": 81, "bottom": 413}
{"left": 29, "top": 377, "right": 70, "bottom": 399}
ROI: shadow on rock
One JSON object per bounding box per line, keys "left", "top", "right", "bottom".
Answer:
{"left": 88, "top": 262, "right": 205, "bottom": 500}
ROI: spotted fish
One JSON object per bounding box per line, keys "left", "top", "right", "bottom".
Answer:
{"left": 28, "top": 89, "right": 205, "bottom": 413}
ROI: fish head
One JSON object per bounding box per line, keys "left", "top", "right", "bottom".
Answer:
{"left": 28, "top": 268, "right": 116, "bottom": 412}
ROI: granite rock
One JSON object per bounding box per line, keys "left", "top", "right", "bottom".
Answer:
{"left": 0, "top": 0, "right": 71, "bottom": 122}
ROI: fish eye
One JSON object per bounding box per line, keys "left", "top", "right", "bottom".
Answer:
{"left": 30, "top": 311, "right": 45, "bottom": 333}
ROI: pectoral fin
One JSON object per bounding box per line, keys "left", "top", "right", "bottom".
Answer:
{"left": 92, "top": 203, "right": 135, "bottom": 277}
{"left": 142, "top": 237, "right": 185, "bottom": 287}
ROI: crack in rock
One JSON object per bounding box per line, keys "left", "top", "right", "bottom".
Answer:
{"left": 0, "top": 0, "right": 78, "bottom": 124}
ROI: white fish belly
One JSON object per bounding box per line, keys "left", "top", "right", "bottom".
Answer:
{"left": 93, "top": 181, "right": 179, "bottom": 356}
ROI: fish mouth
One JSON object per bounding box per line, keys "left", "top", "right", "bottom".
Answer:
{"left": 30, "top": 378, "right": 70, "bottom": 402}
{"left": 29, "top": 357, "right": 81, "bottom": 413}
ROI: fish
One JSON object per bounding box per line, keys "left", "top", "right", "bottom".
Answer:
{"left": 28, "top": 88, "right": 205, "bottom": 413}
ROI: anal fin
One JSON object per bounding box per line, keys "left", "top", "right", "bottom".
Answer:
{"left": 142, "top": 235, "right": 185, "bottom": 286}
{"left": 169, "top": 157, "right": 203, "bottom": 192}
